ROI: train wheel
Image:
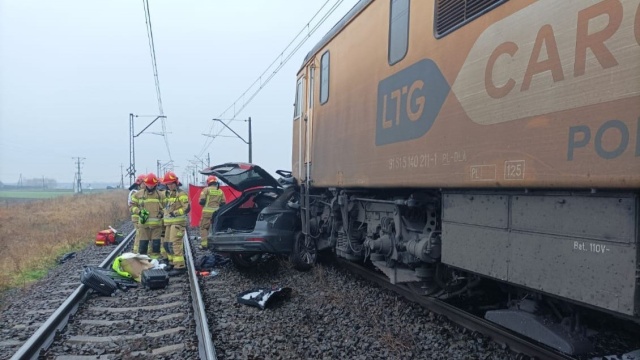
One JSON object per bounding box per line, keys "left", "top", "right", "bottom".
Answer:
{"left": 230, "top": 253, "right": 262, "bottom": 269}
{"left": 290, "top": 231, "right": 317, "bottom": 271}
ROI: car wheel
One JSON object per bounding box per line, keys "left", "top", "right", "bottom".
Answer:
{"left": 230, "top": 253, "right": 262, "bottom": 269}
{"left": 290, "top": 231, "right": 317, "bottom": 271}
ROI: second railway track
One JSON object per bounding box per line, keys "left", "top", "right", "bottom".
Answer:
{"left": 5, "top": 226, "right": 216, "bottom": 360}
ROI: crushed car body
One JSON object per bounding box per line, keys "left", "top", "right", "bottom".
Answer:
{"left": 200, "top": 163, "right": 315, "bottom": 270}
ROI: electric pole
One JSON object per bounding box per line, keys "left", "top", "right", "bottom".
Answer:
{"left": 205, "top": 117, "right": 252, "bottom": 163}
{"left": 120, "top": 164, "right": 125, "bottom": 189}
{"left": 127, "top": 113, "right": 166, "bottom": 186}
{"left": 73, "top": 157, "right": 86, "bottom": 193}
{"left": 248, "top": 117, "right": 252, "bottom": 163}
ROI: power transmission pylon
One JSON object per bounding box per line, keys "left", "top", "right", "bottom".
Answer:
{"left": 73, "top": 157, "right": 86, "bottom": 193}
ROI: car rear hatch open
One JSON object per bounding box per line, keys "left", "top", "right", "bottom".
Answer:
{"left": 200, "top": 163, "right": 281, "bottom": 192}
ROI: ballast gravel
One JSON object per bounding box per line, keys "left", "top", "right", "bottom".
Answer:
{"left": 196, "top": 248, "right": 515, "bottom": 360}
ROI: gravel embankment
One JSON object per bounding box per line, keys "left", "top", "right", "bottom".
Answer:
{"left": 198, "top": 249, "right": 515, "bottom": 360}
{"left": 0, "top": 222, "right": 134, "bottom": 360}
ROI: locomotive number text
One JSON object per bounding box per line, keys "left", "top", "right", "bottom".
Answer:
{"left": 504, "top": 160, "right": 525, "bottom": 180}
{"left": 388, "top": 150, "right": 466, "bottom": 170}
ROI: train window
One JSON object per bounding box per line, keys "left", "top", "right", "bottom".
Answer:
{"left": 320, "top": 51, "right": 329, "bottom": 105}
{"left": 435, "top": 0, "right": 507, "bottom": 38}
{"left": 294, "top": 78, "right": 303, "bottom": 119}
{"left": 388, "top": 0, "right": 409, "bottom": 65}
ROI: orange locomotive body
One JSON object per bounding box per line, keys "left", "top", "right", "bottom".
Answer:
{"left": 291, "top": 0, "right": 640, "bottom": 354}
{"left": 293, "top": 0, "right": 639, "bottom": 189}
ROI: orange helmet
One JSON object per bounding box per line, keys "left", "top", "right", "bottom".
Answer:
{"left": 207, "top": 175, "right": 218, "bottom": 185}
{"left": 161, "top": 171, "right": 179, "bottom": 184}
{"left": 135, "top": 174, "right": 146, "bottom": 185}
{"left": 144, "top": 173, "right": 159, "bottom": 187}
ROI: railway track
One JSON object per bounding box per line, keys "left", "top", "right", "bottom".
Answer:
{"left": 337, "top": 258, "right": 576, "bottom": 360}
{"left": 8, "top": 230, "right": 216, "bottom": 360}
{"left": 3, "top": 226, "right": 634, "bottom": 359}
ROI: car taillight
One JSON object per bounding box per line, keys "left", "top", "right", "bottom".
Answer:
{"left": 246, "top": 237, "right": 265, "bottom": 242}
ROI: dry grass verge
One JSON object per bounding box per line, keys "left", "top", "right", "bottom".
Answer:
{"left": 0, "top": 191, "right": 129, "bottom": 291}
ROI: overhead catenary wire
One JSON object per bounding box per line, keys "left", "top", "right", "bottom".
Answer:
{"left": 196, "top": 0, "right": 346, "bottom": 159}
{"left": 142, "top": 0, "right": 173, "bottom": 161}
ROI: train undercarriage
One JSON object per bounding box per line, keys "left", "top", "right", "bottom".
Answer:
{"left": 300, "top": 186, "right": 640, "bottom": 355}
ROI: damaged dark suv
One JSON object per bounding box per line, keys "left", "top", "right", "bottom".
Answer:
{"left": 200, "top": 163, "right": 315, "bottom": 270}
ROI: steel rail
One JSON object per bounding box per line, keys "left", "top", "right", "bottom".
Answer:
{"left": 337, "top": 259, "right": 576, "bottom": 360}
{"left": 184, "top": 234, "right": 217, "bottom": 360}
{"left": 11, "top": 230, "right": 136, "bottom": 360}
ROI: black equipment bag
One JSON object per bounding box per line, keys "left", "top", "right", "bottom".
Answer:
{"left": 195, "top": 255, "right": 217, "bottom": 271}
{"left": 81, "top": 267, "right": 119, "bottom": 296}
{"left": 87, "top": 266, "right": 138, "bottom": 289}
{"left": 114, "top": 232, "right": 125, "bottom": 244}
{"left": 141, "top": 269, "right": 169, "bottom": 290}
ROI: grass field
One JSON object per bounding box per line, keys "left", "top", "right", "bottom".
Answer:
{"left": 0, "top": 189, "right": 75, "bottom": 199}
{"left": 0, "top": 191, "right": 129, "bottom": 296}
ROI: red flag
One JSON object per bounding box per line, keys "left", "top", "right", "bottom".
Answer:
{"left": 188, "top": 184, "right": 205, "bottom": 227}
{"left": 188, "top": 184, "right": 241, "bottom": 227}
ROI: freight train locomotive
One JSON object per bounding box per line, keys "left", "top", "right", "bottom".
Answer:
{"left": 290, "top": 0, "right": 640, "bottom": 354}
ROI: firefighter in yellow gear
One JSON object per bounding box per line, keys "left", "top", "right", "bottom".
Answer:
{"left": 161, "top": 171, "right": 190, "bottom": 276}
{"left": 129, "top": 173, "right": 166, "bottom": 259}
{"left": 199, "top": 175, "right": 225, "bottom": 248}
{"left": 128, "top": 174, "right": 146, "bottom": 253}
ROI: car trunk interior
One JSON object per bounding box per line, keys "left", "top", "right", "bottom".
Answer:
{"left": 213, "top": 191, "right": 279, "bottom": 233}
{"left": 215, "top": 208, "right": 261, "bottom": 232}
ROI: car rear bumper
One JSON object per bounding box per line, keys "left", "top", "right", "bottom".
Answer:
{"left": 208, "top": 230, "right": 288, "bottom": 253}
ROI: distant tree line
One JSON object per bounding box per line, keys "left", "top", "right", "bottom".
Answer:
{"left": 1, "top": 178, "right": 58, "bottom": 189}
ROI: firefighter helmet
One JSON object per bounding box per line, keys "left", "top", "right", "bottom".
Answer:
{"left": 207, "top": 175, "right": 218, "bottom": 185}
{"left": 135, "top": 174, "right": 146, "bottom": 185}
{"left": 144, "top": 173, "right": 159, "bottom": 187}
{"left": 161, "top": 171, "right": 179, "bottom": 184}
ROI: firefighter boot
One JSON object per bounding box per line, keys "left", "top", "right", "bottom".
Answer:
{"left": 138, "top": 240, "right": 150, "bottom": 255}
{"left": 149, "top": 239, "right": 162, "bottom": 259}
{"left": 168, "top": 267, "right": 186, "bottom": 277}
{"left": 162, "top": 242, "right": 174, "bottom": 271}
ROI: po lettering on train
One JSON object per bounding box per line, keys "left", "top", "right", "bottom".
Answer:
{"left": 567, "top": 118, "right": 640, "bottom": 160}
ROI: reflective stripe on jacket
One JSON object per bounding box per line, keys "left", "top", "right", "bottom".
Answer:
{"left": 200, "top": 186, "right": 224, "bottom": 214}
{"left": 131, "top": 188, "right": 165, "bottom": 225}
{"left": 164, "top": 189, "right": 190, "bottom": 225}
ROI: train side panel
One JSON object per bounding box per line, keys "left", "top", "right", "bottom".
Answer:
{"left": 442, "top": 192, "right": 638, "bottom": 316}
{"left": 300, "top": 0, "right": 640, "bottom": 189}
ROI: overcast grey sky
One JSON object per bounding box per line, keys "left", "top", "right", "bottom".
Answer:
{"left": 0, "top": 0, "right": 359, "bottom": 186}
